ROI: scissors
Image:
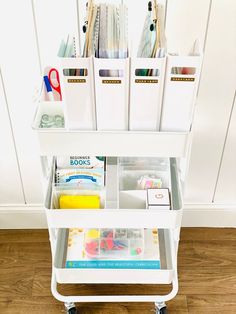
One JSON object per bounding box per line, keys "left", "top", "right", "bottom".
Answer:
{"left": 48, "top": 68, "right": 62, "bottom": 101}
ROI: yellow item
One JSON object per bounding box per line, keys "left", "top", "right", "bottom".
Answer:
{"left": 59, "top": 195, "right": 100, "bottom": 209}
{"left": 86, "top": 229, "right": 100, "bottom": 239}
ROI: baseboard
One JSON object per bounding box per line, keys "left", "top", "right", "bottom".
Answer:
{"left": 183, "top": 204, "right": 236, "bottom": 227}
{"left": 0, "top": 204, "right": 235, "bottom": 229}
{"left": 0, "top": 206, "right": 47, "bottom": 229}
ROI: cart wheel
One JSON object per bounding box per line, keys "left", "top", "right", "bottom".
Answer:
{"left": 67, "top": 307, "right": 77, "bottom": 314}
{"left": 156, "top": 306, "right": 168, "bottom": 314}
{"left": 155, "top": 302, "right": 168, "bottom": 314}
{"left": 65, "top": 302, "right": 77, "bottom": 314}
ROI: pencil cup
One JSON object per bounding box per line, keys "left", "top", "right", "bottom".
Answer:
{"left": 33, "top": 102, "right": 67, "bottom": 130}
{"left": 160, "top": 53, "right": 202, "bottom": 132}
{"left": 59, "top": 56, "right": 96, "bottom": 130}
{"left": 129, "top": 57, "right": 166, "bottom": 131}
{"left": 94, "top": 57, "right": 129, "bottom": 130}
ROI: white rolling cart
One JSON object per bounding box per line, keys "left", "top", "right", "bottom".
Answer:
{"left": 32, "top": 117, "right": 193, "bottom": 314}
{"left": 32, "top": 1, "right": 202, "bottom": 310}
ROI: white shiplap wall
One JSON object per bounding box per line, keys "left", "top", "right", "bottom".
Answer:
{"left": 0, "top": 0, "right": 43, "bottom": 204}
{"left": 0, "top": 70, "right": 25, "bottom": 204}
{"left": 184, "top": 0, "right": 236, "bottom": 204}
{"left": 33, "top": 0, "right": 79, "bottom": 67}
{"left": 165, "top": 0, "right": 211, "bottom": 54}
{"left": 214, "top": 93, "right": 236, "bottom": 204}
{"left": 0, "top": 0, "right": 235, "bottom": 226}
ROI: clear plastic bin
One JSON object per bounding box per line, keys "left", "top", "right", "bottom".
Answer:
{"left": 84, "top": 228, "right": 144, "bottom": 258}
{"left": 119, "top": 157, "right": 171, "bottom": 191}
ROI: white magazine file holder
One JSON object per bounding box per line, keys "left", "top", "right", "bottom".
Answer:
{"left": 160, "top": 44, "right": 203, "bottom": 132}
{"left": 94, "top": 57, "right": 129, "bottom": 130}
{"left": 129, "top": 57, "right": 166, "bottom": 131}
{"left": 59, "top": 57, "right": 96, "bottom": 130}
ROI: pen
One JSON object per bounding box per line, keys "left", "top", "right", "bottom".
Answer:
{"left": 43, "top": 75, "right": 54, "bottom": 101}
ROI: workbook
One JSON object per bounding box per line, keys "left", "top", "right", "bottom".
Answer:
{"left": 65, "top": 228, "right": 161, "bottom": 269}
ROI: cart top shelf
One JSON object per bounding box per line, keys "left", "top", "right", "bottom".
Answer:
{"left": 34, "top": 128, "right": 191, "bottom": 157}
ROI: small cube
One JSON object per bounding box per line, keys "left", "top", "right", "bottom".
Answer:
{"left": 146, "top": 188, "right": 170, "bottom": 210}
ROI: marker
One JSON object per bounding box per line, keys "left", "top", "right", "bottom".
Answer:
{"left": 43, "top": 75, "right": 54, "bottom": 101}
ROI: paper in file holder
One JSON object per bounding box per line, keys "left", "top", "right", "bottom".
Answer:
{"left": 160, "top": 44, "right": 203, "bottom": 132}
{"left": 59, "top": 57, "right": 96, "bottom": 130}
{"left": 94, "top": 57, "right": 129, "bottom": 130}
{"left": 129, "top": 57, "right": 166, "bottom": 131}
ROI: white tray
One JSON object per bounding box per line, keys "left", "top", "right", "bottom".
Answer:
{"left": 32, "top": 105, "right": 191, "bottom": 157}
{"left": 45, "top": 158, "right": 183, "bottom": 229}
{"left": 54, "top": 228, "right": 174, "bottom": 284}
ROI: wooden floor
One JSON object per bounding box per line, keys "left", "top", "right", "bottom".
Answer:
{"left": 0, "top": 228, "right": 236, "bottom": 313}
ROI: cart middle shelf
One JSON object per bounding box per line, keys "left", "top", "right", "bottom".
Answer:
{"left": 45, "top": 158, "right": 182, "bottom": 229}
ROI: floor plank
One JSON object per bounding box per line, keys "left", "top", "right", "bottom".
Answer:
{"left": 180, "top": 228, "right": 236, "bottom": 241}
{"left": 0, "top": 266, "right": 34, "bottom": 297}
{"left": 0, "top": 297, "right": 63, "bottom": 314}
{"left": 0, "top": 230, "right": 49, "bottom": 243}
{"left": 178, "top": 268, "right": 236, "bottom": 295}
{"left": 187, "top": 295, "right": 236, "bottom": 314}
{"left": 0, "top": 242, "right": 51, "bottom": 268}
{"left": 178, "top": 240, "right": 236, "bottom": 268}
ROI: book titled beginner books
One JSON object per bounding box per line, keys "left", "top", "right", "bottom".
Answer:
{"left": 65, "top": 228, "right": 161, "bottom": 269}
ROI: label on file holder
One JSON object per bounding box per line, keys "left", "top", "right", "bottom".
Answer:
{"left": 171, "top": 77, "right": 195, "bottom": 82}
{"left": 67, "top": 79, "right": 86, "bottom": 83}
{"left": 102, "top": 79, "right": 121, "bottom": 84}
{"left": 135, "top": 79, "right": 159, "bottom": 84}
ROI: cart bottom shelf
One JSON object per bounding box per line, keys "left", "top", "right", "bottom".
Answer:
{"left": 53, "top": 229, "right": 175, "bottom": 284}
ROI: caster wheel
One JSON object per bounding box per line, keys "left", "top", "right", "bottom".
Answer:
{"left": 156, "top": 306, "right": 168, "bottom": 314}
{"left": 67, "top": 307, "right": 77, "bottom": 314}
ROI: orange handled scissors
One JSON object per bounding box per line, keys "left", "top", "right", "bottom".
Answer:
{"left": 48, "top": 68, "right": 62, "bottom": 101}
